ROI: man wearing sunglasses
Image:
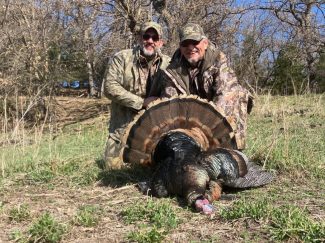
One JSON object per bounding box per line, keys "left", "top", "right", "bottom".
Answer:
{"left": 150, "top": 23, "right": 253, "bottom": 150}
{"left": 102, "top": 21, "right": 170, "bottom": 169}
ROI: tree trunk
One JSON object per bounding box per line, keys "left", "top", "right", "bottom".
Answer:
{"left": 86, "top": 60, "right": 97, "bottom": 97}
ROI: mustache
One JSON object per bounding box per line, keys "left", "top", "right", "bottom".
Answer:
{"left": 188, "top": 47, "right": 199, "bottom": 52}
{"left": 142, "top": 45, "right": 160, "bottom": 52}
{"left": 142, "top": 45, "right": 160, "bottom": 57}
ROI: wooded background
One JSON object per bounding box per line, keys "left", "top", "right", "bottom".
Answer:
{"left": 0, "top": 0, "right": 324, "bottom": 98}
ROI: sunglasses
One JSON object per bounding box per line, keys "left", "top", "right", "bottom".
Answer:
{"left": 142, "top": 34, "right": 159, "bottom": 42}
{"left": 180, "top": 40, "right": 201, "bottom": 47}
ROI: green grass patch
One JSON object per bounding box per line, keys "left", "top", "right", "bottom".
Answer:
{"left": 127, "top": 226, "right": 164, "bottom": 243}
{"left": 70, "top": 165, "right": 101, "bottom": 186}
{"left": 220, "top": 198, "right": 325, "bottom": 242}
{"left": 8, "top": 204, "right": 31, "bottom": 222}
{"left": 9, "top": 212, "right": 68, "bottom": 243}
{"left": 0, "top": 120, "right": 106, "bottom": 178}
{"left": 8, "top": 229, "right": 25, "bottom": 243}
{"left": 26, "top": 168, "right": 55, "bottom": 184}
{"left": 246, "top": 94, "right": 325, "bottom": 180}
{"left": 28, "top": 212, "right": 67, "bottom": 243}
{"left": 220, "top": 198, "right": 271, "bottom": 221}
{"left": 72, "top": 205, "right": 100, "bottom": 227}
{"left": 121, "top": 198, "right": 180, "bottom": 242}
{"left": 97, "top": 165, "right": 152, "bottom": 187}
{"left": 270, "top": 205, "right": 325, "bottom": 242}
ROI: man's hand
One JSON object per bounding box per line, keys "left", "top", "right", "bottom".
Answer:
{"left": 143, "top": 96, "right": 159, "bottom": 108}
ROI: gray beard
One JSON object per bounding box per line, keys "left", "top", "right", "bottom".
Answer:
{"left": 186, "top": 57, "right": 200, "bottom": 66}
{"left": 142, "top": 46, "right": 158, "bottom": 58}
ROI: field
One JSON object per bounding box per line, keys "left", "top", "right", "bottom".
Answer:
{"left": 0, "top": 95, "right": 324, "bottom": 242}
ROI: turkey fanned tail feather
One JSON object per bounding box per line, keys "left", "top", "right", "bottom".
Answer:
{"left": 200, "top": 149, "right": 274, "bottom": 188}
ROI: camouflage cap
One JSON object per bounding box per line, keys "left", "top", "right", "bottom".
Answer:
{"left": 179, "top": 23, "right": 206, "bottom": 42}
{"left": 141, "top": 21, "right": 163, "bottom": 37}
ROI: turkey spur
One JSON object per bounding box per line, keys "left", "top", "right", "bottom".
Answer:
{"left": 121, "top": 96, "right": 274, "bottom": 214}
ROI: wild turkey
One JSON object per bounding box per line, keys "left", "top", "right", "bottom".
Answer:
{"left": 121, "top": 96, "right": 274, "bottom": 214}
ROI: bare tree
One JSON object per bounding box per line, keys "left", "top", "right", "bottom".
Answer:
{"left": 233, "top": 11, "right": 281, "bottom": 94}
{"left": 100, "top": 0, "right": 154, "bottom": 46}
{"left": 1, "top": 0, "right": 324, "bottom": 104}
{"left": 0, "top": 0, "right": 67, "bottom": 95}
{"left": 64, "top": 1, "right": 102, "bottom": 96}
{"left": 259, "top": 0, "right": 325, "bottom": 92}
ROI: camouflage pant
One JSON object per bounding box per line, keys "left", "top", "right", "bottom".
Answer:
{"left": 216, "top": 90, "right": 253, "bottom": 150}
{"left": 103, "top": 133, "right": 123, "bottom": 169}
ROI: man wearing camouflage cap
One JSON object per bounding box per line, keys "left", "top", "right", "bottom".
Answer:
{"left": 102, "top": 21, "right": 170, "bottom": 169}
{"left": 150, "top": 23, "right": 253, "bottom": 150}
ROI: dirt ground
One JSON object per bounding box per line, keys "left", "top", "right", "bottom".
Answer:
{"left": 0, "top": 179, "right": 271, "bottom": 242}
{"left": 1, "top": 175, "right": 323, "bottom": 242}
{"left": 47, "top": 96, "right": 110, "bottom": 127}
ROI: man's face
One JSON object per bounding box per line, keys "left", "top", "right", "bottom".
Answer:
{"left": 141, "top": 28, "right": 163, "bottom": 57}
{"left": 180, "top": 38, "right": 208, "bottom": 65}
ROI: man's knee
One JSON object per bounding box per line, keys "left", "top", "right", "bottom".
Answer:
{"left": 104, "top": 137, "right": 120, "bottom": 155}
{"left": 104, "top": 156, "right": 123, "bottom": 170}
{"left": 103, "top": 137, "right": 123, "bottom": 169}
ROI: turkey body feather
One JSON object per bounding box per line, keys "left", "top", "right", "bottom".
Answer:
{"left": 121, "top": 96, "right": 274, "bottom": 211}
{"left": 150, "top": 131, "right": 273, "bottom": 206}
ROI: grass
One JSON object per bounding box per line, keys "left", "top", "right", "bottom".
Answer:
{"left": 220, "top": 197, "right": 325, "bottom": 242}
{"left": 9, "top": 212, "right": 67, "bottom": 243}
{"left": 246, "top": 94, "right": 325, "bottom": 180}
{"left": 270, "top": 205, "right": 325, "bottom": 242}
{"left": 26, "top": 169, "right": 55, "bottom": 184}
{"left": 28, "top": 212, "right": 67, "bottom": 243}
{"left": 121, "top": 197, "right": 180, "bottom": 242}
{"left": 72, "top": 205, "right": 101, "bottom": 227}
{"left": 8, "top": 204, "right": 31, "bottom": 222}
{"left": 0, "top": 94, "right": 324, "bottom": 242}
{"left": 219, "top": 198, "right": 272, "bottom": 221}
{"left": 127, "top": 226, "right": 165, "bottom": 243}
{"left": 0, "top": 120, "right": 107, "bottom": 178}
{"left": 0, "top": 118, "right": 107, "bottom": 190}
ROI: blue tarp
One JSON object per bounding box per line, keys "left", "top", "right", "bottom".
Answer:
{"left": 61, "top": 80, "right": 69, "bottom": 88}
{"left": 70, "top": 80, "right": 80, "bottom": 89}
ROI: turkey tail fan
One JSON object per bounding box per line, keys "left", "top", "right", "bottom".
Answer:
{"left": 223, "top": 150, "right": 275, "bottom": 188}
{"left": 121, "top": 95, "right": 238, "bottom": 166}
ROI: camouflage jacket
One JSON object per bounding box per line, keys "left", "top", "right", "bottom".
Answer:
{"left": 150, "top": 43, "right": 253, "bottom": 149}
{"left": 103, "top": 46, "right": 170, "bottom": 139}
